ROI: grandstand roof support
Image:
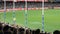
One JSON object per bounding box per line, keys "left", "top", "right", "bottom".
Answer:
{"left": 42, "top": 0, "right": 44, "bottom": 32}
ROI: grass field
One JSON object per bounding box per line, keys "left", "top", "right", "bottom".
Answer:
{"left": 0, "top": 9, "right": 60, "bottom": 32}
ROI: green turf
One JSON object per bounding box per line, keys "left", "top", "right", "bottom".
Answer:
{"left": 0, "top": 9, "right": 60, "bottom": 32}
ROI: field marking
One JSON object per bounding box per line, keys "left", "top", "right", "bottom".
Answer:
{"left": 29, "top": 21, "right": 42, "bottom": 25}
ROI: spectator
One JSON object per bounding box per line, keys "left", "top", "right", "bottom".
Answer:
{"left": 53, "top": 30, "right": 60, "bottom": 34}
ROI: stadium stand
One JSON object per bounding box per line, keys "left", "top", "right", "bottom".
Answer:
{"left": 0, "top": 1, "right": 60, "bottom": 10}
{"left": 0, "top": 0, "right": 60, "bottom": 34}
{"left": 54, "top": 0, "right": 60, "bottom": 2}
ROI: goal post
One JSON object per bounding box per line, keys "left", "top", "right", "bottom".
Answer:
{"left": 4, "top": 0, "right": 6, "bottom": 23}
{"left": 25, "top": 0, "right": 28, "bottom": 27}
{"left": 42, "top": 0, "right": 44, "bottom": 32}
{"left": 13, "top": 0, "right": 16, "bottom": 24}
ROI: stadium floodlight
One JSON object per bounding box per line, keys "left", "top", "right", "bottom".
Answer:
{"left": 42, "top": 0, "right": 44, "bottom": 32}
{"left": 13, "top": 0, "right": 16, "bottom": 24}
{"left": 25, "top": 0, "right": 28, "bottom": 27}
{"left": 4, "top": 0, "right": 6, "bottom": 23}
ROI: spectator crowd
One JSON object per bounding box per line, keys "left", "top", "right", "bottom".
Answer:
{"left": 0, "top": 1, "right": 60, "bottom": 34}
{"left": 0, "top": 21, "right": 60, "bottom": 34}
{"left": 0, "top": 1, "right": 60, "bottom": 10}
{"left": 0, "top": 21, "right": 51, "bottom": 34}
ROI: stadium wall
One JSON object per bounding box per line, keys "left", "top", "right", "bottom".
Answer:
{"left": 2, "top": 0, "right": 48, "bottom": 2}
{"left": 0, "top": 7, "right": 60, "bottom": 12}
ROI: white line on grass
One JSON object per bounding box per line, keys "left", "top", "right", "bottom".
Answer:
{"left": 29, "top": 21, "right": 42, "bottom": 25}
